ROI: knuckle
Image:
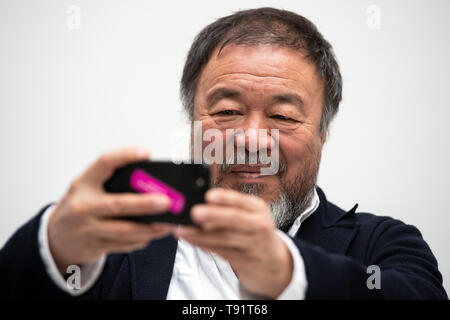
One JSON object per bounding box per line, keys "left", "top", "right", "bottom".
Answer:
{"left": 116, "top": 225, "right": 134, "bottom": 238}
{"left": 147, "top": 224, "right": 165, "bottom": 234}
{"left": 145, "top": 224, "right": 157, "bottom": 232}
{"left": 135, "top": 197, "right": 148, "bottom": 211}
{"left": 68, "top": 198, "right": 86, "bottom": 214}
{"left": 106, "top": 197, "right": 123, "bottom": 215}
{"left": 201, "top": 223, "right": 214, "bottom": 231}
{"left": 68, "top": 195, "right": 99, "bottom": 216}
{"left": 68, "top": 178, "right": 81, "bottom": 195}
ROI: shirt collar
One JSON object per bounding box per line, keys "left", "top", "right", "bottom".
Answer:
{"left": 287, "top": 187, "right": 320, "bottom": 237}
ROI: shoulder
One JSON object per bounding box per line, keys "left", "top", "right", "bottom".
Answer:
{"left": 319, "top": 187, "right": 419, "bottom": 233}
{"left": 318, "top": 187, "right": 426, "bottom": 248}
{"left": 326, "top": 200, "right": 433, "bottom": 263}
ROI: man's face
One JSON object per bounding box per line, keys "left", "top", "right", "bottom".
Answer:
{"left": 192, "top": 44, "right": 325, "bottom": 207}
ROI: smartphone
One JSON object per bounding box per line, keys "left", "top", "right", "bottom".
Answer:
{"left": 103, "top": 161, "right": 210, "bottom": 225}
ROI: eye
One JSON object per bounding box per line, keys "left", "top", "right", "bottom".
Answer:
{"left": 217, "top": 110, "right": 240, "bottom": 116}
{"left": 272, "top": 114, "right": 294, "bottom": 121}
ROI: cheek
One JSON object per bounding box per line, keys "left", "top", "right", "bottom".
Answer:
{"left": 280, "top": 131, "right": 322, "bottom": 173}
{"left": 200, "top": 121, "right": 228, "bottom": 159}
{"left": 194, "top": 121, "right": 226, "bottom": 182}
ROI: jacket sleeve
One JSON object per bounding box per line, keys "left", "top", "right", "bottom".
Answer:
{"left": 0, "top": 204, "right": 72, "bottom": 299}
{"left": 0, "top": 205, "right": 131, "bottom": 299}
{"left": 293, "top": 219, "right": 448, "bottom": 300}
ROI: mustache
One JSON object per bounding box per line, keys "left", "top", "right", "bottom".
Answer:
{"left": 212, "top": 150, "right": 285, "bottom": 187}
{"left": 217, "top": 156, "right": 287, "bottom": 177}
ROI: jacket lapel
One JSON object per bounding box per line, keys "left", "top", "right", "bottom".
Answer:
{"left": 129, "top": 235, "right": 178, "bottom": 299}
{"left": 297, "top": 187, "right": 360, "bottom": 254}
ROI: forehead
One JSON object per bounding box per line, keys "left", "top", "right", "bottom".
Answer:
{"left": 196, "top": 44, "right": 324, "bottom": 100}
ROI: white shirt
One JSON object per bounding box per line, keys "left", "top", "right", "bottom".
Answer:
{"left": 38, "top": 188, "right": 320, "bottom": 299}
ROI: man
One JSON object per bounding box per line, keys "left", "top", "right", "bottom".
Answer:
{"left": 0, "top": 7, "right": 447, "bottom": 299}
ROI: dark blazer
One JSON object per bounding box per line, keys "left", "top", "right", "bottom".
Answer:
{"left": 0, "top": 188, "right": 447, "bottom": 299}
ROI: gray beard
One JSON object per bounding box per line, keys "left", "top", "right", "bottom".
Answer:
{"left": 212, "top": 153, "right": 320, "bottom": 232}
{"left": 236, "top": 181, "right": 314, "bottom": 233}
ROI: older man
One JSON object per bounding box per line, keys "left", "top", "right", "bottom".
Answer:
{"left": 0, "top": 7, "right": 447, "bottom": 299}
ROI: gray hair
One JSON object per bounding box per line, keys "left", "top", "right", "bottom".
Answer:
{"left": 180, "top": 7, "right": 342, "bottom": 133}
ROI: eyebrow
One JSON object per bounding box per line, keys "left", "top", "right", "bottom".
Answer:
{"left": 206, "top": 88, "right": 241, "bottom": 108}
{"left": 206, "top": 87, "right": 304, "bottom": 110}
{"left": 271, "top": 93, "right": 304, "bottom": 109}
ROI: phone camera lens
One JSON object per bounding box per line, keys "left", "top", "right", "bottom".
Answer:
{"left": 195, "top": 177, "right": 205, "bottom": 188}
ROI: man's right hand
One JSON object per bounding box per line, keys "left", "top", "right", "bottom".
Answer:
{"left": 47, "top": 146, "right": 176, "bottom": 275}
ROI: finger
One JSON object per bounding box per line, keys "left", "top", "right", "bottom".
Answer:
{"left": 101, "top": 224, "right": 176, "bottom": 254}
{"left": 102, "top": 240, "right": 152, "bottom": 254}
{"left": 99, "top": 229, "right": 173, "bottom": 253}
{"left": 94, "top": 220, "right": 177, "bottom": 243}
{"left": 175, "top": 226, "right": 250, "bottom": 251}
{"left": 205, "top": 188, "right": 266, "bottom": 212}
{"left": 81, "top": 146, "right": 150, "bottom": 185}
{"left": 95, "top": 193, "right": 171, "bottom": 217}
{"left": 191, "top": 204, "right": 258, "bottom": 233}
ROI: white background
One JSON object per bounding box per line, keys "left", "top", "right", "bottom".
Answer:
{"left": 1, "top": 0, "right": 449, "bottom": 293}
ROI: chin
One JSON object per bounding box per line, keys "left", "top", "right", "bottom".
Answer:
{"left": 217, "top": 175, "right": 281, "bottom": 203}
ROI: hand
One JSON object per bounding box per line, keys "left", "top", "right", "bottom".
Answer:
{"left": 47, "top": 146, "right": 177, "bottom": 275}
{"left": 175, "top": 188, "right": 293, "bottom": 299}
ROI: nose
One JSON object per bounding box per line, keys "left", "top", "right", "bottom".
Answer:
{"left": 232, "top": 111, "right": 276, "bottom": 155}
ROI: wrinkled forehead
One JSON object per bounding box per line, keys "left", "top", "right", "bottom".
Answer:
{"left": 201, "top": 44, "right": 319, "bottom": 84}
{"left": 194, "top": 44, "right": 325, "bottom": 111}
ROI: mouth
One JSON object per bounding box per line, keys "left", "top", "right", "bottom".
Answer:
{"left": 228, "top": 165, "right": 269, "bottom": 180}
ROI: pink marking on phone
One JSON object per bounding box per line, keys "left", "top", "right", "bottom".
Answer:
{"left": 130, "top": 169, "right": 185, "bottom": 214}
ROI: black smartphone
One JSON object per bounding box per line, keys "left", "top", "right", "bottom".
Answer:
{"left": 103, "top": 161, "right": 210, "bottom": 225}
